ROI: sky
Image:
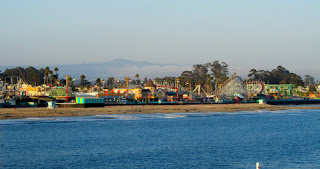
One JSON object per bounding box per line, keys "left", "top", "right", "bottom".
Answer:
{"left": 0, "top": 0, "right": 319, "bottom": 79}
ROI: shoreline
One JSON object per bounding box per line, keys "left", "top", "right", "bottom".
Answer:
{"left": 1, "top": 103, "right": 320, "bottom": 120}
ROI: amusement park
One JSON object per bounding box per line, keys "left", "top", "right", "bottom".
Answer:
{"left": 1, "top": 66, "right": 319, "bottom": 109}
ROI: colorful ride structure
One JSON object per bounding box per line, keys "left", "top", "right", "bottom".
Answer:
{"left": 214, "top": 75, "right": 248, "bottom": 101}
{"left": 245, "top": 81, "right": 266, "bottom": 96}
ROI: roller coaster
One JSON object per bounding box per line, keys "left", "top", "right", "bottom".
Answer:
{"left": 214, "top": 75, "right": 248, "bottom": 100}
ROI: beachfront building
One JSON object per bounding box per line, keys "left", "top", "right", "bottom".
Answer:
{"left": 156, "top": 88, "right": 166, "bottom": 100}
{"left": 144, "top": 79, "right": 156, "bottom": 96}
{"left": 143, "top": 79, "right": 157, "bottom": 101}
{"left": 20, "top": 84, "right": 54, "bottom": 96}
{"left": 95, "top": 79, "right": 172, "bottom": 103}
{"left": 297, "top": 86, "right": 308, "bottom": 93}
{"left": 20, "top": 84, "right": 44, "bottom": 96}
{"left": 130, "top": 86, "right": 142, "bottom": 100}
{"left": 265, "top": 84, "right": 296, "bottom": 96}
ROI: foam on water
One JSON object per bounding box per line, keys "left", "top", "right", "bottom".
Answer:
{"left": 95, "top": 114, "right": 140, "bottom": 120}
{"left": 1, "top": 109, "right": 319, "bottom": 125}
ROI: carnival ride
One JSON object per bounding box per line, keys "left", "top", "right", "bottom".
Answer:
{"left": 245, "top": 81, "right": 266, "bottom": 96}
{"left": 214, "top": 75, "right": 248, "bottom": 100}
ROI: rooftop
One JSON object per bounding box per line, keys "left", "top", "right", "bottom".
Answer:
{"left": 144, "top": 79, "right": 156, "bottom": 88}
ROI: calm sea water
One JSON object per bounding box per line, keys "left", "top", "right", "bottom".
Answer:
{"left": 1, "top": 109, "right": 320, "bottom": 169}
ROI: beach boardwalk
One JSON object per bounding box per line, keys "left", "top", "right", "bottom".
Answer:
{"left": 76, "top": 97, "right": 104, "bottom": 107}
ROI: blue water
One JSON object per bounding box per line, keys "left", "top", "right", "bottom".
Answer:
{"left": 1, "top": 109, "right": 320, "bottom": 169}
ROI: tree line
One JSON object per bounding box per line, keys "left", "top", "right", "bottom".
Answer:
{"left": 247, "top": 66, "right": 304, "bottom": 86}
{"left": 0, "top": 66, "right": 60, "bottom": 86}
{"left": 154, "top": 61, "right": 230, "bottom": 93}
{"left": 155, "top": 61, "right": 316, "bottom": 94}
{"left": 0, "top": 63, "right": 317, "bottom": 92}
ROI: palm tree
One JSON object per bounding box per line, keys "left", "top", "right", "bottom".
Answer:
{"left": 54, "top": 67, "right": 59, "bottom": 76}
{"left": 44, "top": 67, "right": 50, "bottom": 85}
{"left": 33, "top": 74, "right": 38, "bottom": 86}
{"left": 68, "top": 76, "right": 72, "bottom": 86}
{"left": 49, "top": 70, "right": 53, "bottom": 86}
{"left": 135, "top": 73, "right": 139, "bottom": 84}
{"left": 80, "top": 74, "right": 86, "bottom": 86}
{"left": 54, "top": 67, "right": 59, "bottom": 86}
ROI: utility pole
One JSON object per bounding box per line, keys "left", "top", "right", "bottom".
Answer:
{"left": 176, "top": 78, "right": 179, "bottom": 96}
{"left": 64, "top": 75, "right": 70, "bottom": 103}
{"left": 124, "top": 77, "right": 130, "bottom": 94}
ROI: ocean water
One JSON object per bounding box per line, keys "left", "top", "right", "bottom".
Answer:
{"left": 1, "top": 109, "right": 320, "bottom": 169}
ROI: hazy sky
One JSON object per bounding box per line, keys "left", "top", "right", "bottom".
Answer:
{"left": 1, "top": 1, "right": 319, "bottom": 78}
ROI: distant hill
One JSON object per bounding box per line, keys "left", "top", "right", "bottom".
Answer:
{"left": 0, "top": 59, "right": 192, "bottom": 81}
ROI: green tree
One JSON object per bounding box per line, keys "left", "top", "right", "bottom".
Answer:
{"left": 135, "top": 73, "right": 140, "bottom": 84}
{"left": 49, "top": 70, "right": 53, "bottom": 85}
{"left": 86, "top": 84, "right": 91, "bottom": 91}
{"left": 308, "top": 85, "right": 317, "bottom": 93}
{"left": 80, "top": 74, "right": 86, "bottom": 86}
{"left": 304, "top": 75, "right": 314, "bottom": 86}
{"left": 33, "top": 74, "right": 38, "bottom": 86}
{"left": 192, "top": 64, "right": 208, "bottom": 86}
{"left": 44, "top": 67, "right": 50, "bottom": 85}
{"left": 206, "top": 74, "right": 214, "bottom": 93}
{"left": 2, "top": 66, "right": 44, "bottom": 85}
{"left": 180, "top": 70, "right": 194, "bottom": 90}
{"left": 107, "top": 77, "right": 114, "bottom": 88}
{"left": 68, "top": 76, "right": 72, "bottom": 86}
{"left": 208, "top": 60, "right": 229, "bottom": 87}
{"left": 54, "top": 67, "right": 59, "bottom": 78}
{"left": 247, "top": 66, "right": 304, "bottom": 86}
{"left": 95, "top": 78, "right": 102, "bottom": 87}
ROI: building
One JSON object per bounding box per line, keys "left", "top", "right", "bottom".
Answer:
{"left": 265, "top": 84, "right": 296, "bottom": 96}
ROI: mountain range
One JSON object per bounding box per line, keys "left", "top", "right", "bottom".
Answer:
{"left": 0, "top": 59, "right": 192, "bottom": 81}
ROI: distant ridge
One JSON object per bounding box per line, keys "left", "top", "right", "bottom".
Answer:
{"left": 0, "top": 59, "right": 192, "bottom": 81}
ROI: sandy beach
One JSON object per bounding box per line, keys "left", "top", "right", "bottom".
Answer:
{"left": 0, "top": 103, "right": 319, "bottom": 120}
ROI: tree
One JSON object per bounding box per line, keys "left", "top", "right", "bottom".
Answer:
{"left": 304, "top": 75, "right": 314, "bottom": 86}
{"left": 68, "top": 76, "right": 72, "bottom": 86}
{"left": 80, "top": 74, "right": 86, "bottom": 86}
{"left": 54, "top": 67, "right": 59, "bottom": 77}
{"left": 54, "top": 67, "right": 59, "bottom": 85}
{"left": 2, "top": 66, "right": 44, "bottom": 85}
{"left": 247, "top": 66, "right": 304, "bottom": 86}
{"left": 206, "top": 74, "right": 214, "bottom": 93}
{"left": 208, "top": 60, "right": 229, "bottom": 87}
{"left": 180, "top": 70, "right": 194, "bottom": 89}
{"left": 188, "top": 78, "right": 193, "bottom": 91}
{"left": 44, "top": 67, "right": 50, "bottom": 85}
{"left": 33, "top": 74, "right": 38, "bottom": 86}
{"left": 49, "top": 70, "right": 53, "bottom": 85}
{"left": 107, "top": 77, "right": 114, "bottom": 88}
{"left": 248, "top": 69, "right": 257, "bottom": 80}
{"left": 136, "top": 79, "right": 141, "bottom": 85}
{"left": 192, "top": 64, "right": 208, "bottom": 86}
{"left": 135, "top": 73, "right": 140, "bottom": 84}
{"left": 95, "top": 78, "right": 102, "bottom": 87}
{"left": 86, "top": 84, "right": 91, "bottom": 91}
{"left": 308, "top": 85, "right": 317, "bottom": 93}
